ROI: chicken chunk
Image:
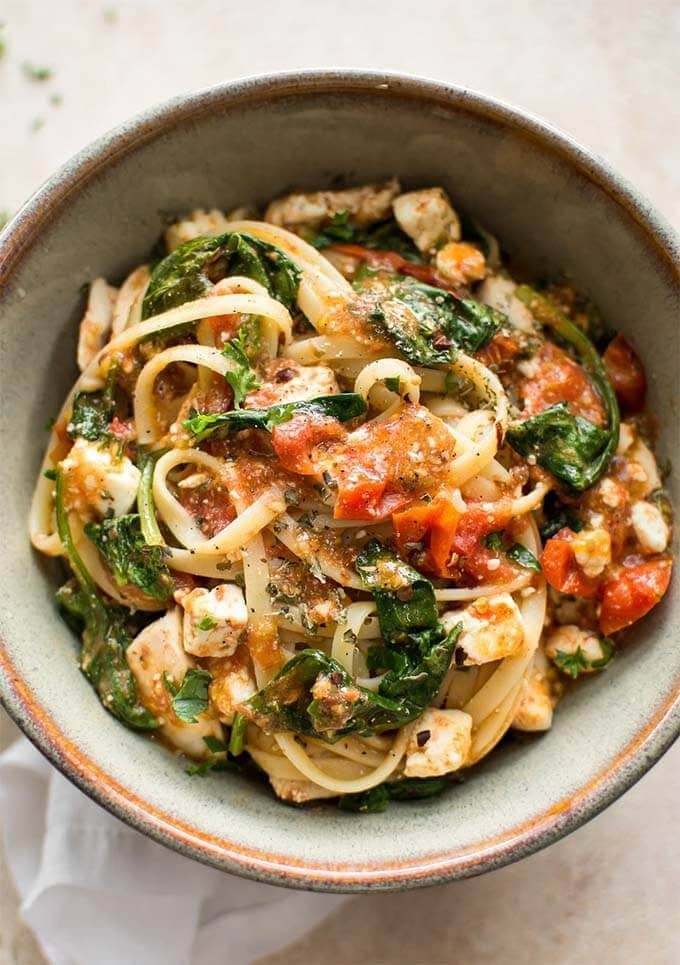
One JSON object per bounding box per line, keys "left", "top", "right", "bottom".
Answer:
{"left": 404, "top": 708, "right": 472, "bottom": 778}
{"left": 209, "top": 647, "right": 257, "bottom": 724}
{"left": 61, "top": 438, "right": 140, "bottom": 518}
{"left": 392, "top": 187, "right": 461, "bottom": 253}
{"left": 244, "top": 358, "right": 339, "bottom": 409}
{"left": 126, "top": 608, "right": 223, "bottom": 758}
{"left": 77, "top": 278, "right": 117, "bottom": 371}
{"left": 511, "top": 651, "right": 555, "bottom": 732}
{"left": 442, "top": 593, "right": 526, "bottom": 665}
{"left": 631, "top": 500, "right": 670, "bottom": 554}
{"left": 164, "top": 208, "right": 230, "bottom": 252}
{"left": 181, "top": 584, "right": 248, "bottom": 659}
{"left": 477, "top": 274, "right": 537, "bottom": 333}
{"left": 265, "top": 178, "right": 400, "bottom": 230}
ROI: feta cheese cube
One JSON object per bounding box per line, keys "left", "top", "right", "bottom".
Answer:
{"left": 404, "top": 708, "right": 472, "bottom": 778}
{"left": 512, "top": 652, "right": 554, "bottom": 732}
{"left": 210, "top": 649, "right": 257, "bottom": 724}
{"left": 245, "top": 358, "right": 339, "bottom": 409}
{"left": 571, "top": 528, "right": 611, "bottom": 578}
{"left": 442, "top": 593, "right": 526, "bottom": 665}
{"left": 545, "top": 625, "right": 610, "bottom": 672}
{"left": 61, "top": 438, "right": 140, "bottom": 518}
{"left": 182, "top": 584, "right": 248, "bottom": 659}
{"left": 631, "top": 500, "right": 670, "bottom": 554}
{"left": 477, "top": 274, "right": 536, "bottom": 333}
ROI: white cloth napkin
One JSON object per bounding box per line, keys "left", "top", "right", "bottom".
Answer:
{"left": 0, "top": 738, "right": 346, "bottom": 965}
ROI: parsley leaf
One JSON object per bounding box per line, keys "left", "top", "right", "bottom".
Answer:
{"left": 197, "top": 616, "right": 218, "bottom": 631}
{"left": 222, "top": 328, "right": 260, "bottom": 408}
{"left": 171, "top": 668, "right": 212, "bottom": 722}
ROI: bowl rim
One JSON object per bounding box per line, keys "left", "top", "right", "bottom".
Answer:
{"left": 0, "top": 69, "right": 678, "bottom": 892}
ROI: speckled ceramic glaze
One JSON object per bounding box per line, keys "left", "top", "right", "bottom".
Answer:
{"left": 0, "top": 72, "right": 678, "bottom": 892}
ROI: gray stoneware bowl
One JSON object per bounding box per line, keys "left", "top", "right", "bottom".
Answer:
{"left": 1, "top": 71, "right": 678, "bottom": 892}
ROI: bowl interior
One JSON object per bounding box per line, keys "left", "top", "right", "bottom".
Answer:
{"left": 1, "top": 75, "right": 678, "bottom": 890}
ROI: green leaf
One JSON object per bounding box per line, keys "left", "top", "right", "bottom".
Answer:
{"left": 197, "top": 616, "right": 217, "bottom": 631}
{"left": 171, "top": 668, "right": 212, "bottom": 723}
{"left": 552, "top": 647, "right": 589, "bottom": 679}
{"left": 368, "top": 624, "right": 461, "bottom": 711}
{"left": 309, "top": 214, "right": 423, "bottom": 262}
{"left": 222, "top": 328, "right": 260, "bottom": 408}
{"left": 68, "top": 361, "right": 120, "bottom": 443}
{"left": 338, "top": 775, "right": 451, "bottom": 813}
{"left": 84, "top": 514, "right": 174, "bottom": 601}
{"left": 184, "top": 392, "right": 367, "bottom": 442}
{"left": 539, "top": 492, "right": 583, "bottom": 542}
{"left": 360, "top": 274, "right": 503, "bottom": 366}
{"left": 54, "top": 471, "right": 158, "bottom": 731}
{"left": 142, "top": 231, "right": 301, "bottom": 318}
{"left": 506, "top": 543, "right": 542, "bottom": 572}
{"left": 338, "top": 785, "right": 391, "bottom": 813}
{"left": 590, "top": 637, "right": 615, "bottom": 670}
{"left": 510, "top": 285, "right": 620, "bottom": 491}
{"left": 136, "top": 448, "right": 168, "bottom": 546}
{"left": 506, "top": 403, "right": 611, "bottom": 492}
{"left": 483, "top": 531, "right": 541, "bottom": 572}
{"left": 552, "top": 640, "right": 614, "bottom": 679}
{"left": 228, "top": 712, "right": 247, "bottom": 756}
{"left": 355, "top": 540, "right": 439, "bottom": 641}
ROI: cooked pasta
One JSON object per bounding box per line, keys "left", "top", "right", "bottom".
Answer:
{"left": 30, "top": 180, "right": 674, "bottom": 810}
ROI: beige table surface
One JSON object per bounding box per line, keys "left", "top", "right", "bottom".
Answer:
{"left": 0, "top": 2, "right": 678, "bottom": 963}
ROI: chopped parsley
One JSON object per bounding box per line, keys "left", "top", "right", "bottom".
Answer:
{"left": 170, "top": 668, "right": 212, "bottom": 723}
{"left": 22, "top": 62, "right": 52, "bottom": 82}
{"left": 197, "top": 615, "right": 218, "bottom": 632}
{"left": 222, "top": 327, "right": 260, "bottom": 408}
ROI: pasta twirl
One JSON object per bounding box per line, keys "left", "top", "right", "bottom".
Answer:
{"left": 30, "top": 181, "right": 673, "bottom": 810}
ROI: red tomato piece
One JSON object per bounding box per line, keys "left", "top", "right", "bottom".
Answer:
{"left": 393, "top": 497, "right": 460, "bottom": 574}
{"left": 327, "top": 244, "right": 453, "bottom": 290}
{"left": 599, "top": 557, "right": 672, "bottom": 635}
{"left": 271, "top": 413, "right": 346, "bottom": 476}
{"left": 602, "top": 333, "right": 646, "bottom": 413}
{"left": 333, "top": 405, "right": 457, "bottom": 521}
{"left": 521, "top": 342, "right": 606, "bottom": 426}
{"left": 448, "top": 508, "right": 510, "bottom": 555}
{"left": 475, "top": 331, "right": 522, "bottom": 369}
{"left": 540, "top": 527, "right": 601, "bottom": 598}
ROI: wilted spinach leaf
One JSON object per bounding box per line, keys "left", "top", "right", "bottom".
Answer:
{"left": 355, "top": 539, "right": 439, "bottom": 641}
{"left": 507, "top": 403, "right": 612, "bottom": 492}
{"left": 508, "top": 286, "right": 620, "bottom": 492}
{"left": 84, "top": 513, "right": 174, "bottom": 601}
{"left": 184, "top": 392, "right": 367, "bottom": 442}
{"left": 55, "top": 471, "right": 158, "bottom": 730}
{"left": 142, "top": 231, "right": 301, "bottom": 317}
{"left": 338, "top": 775, "right": 452, "bottom": 813}
{"left": 244, "top": 649, "right": 417, "bottom": 738}
{"left": 361, "top": 275, "right": 503, "bottom": 366}
{"left": 308, "top": 213, "right": 422, "bottom": 262}
{"left": 68, "top": 363, "right": 119, "bottom": 442}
